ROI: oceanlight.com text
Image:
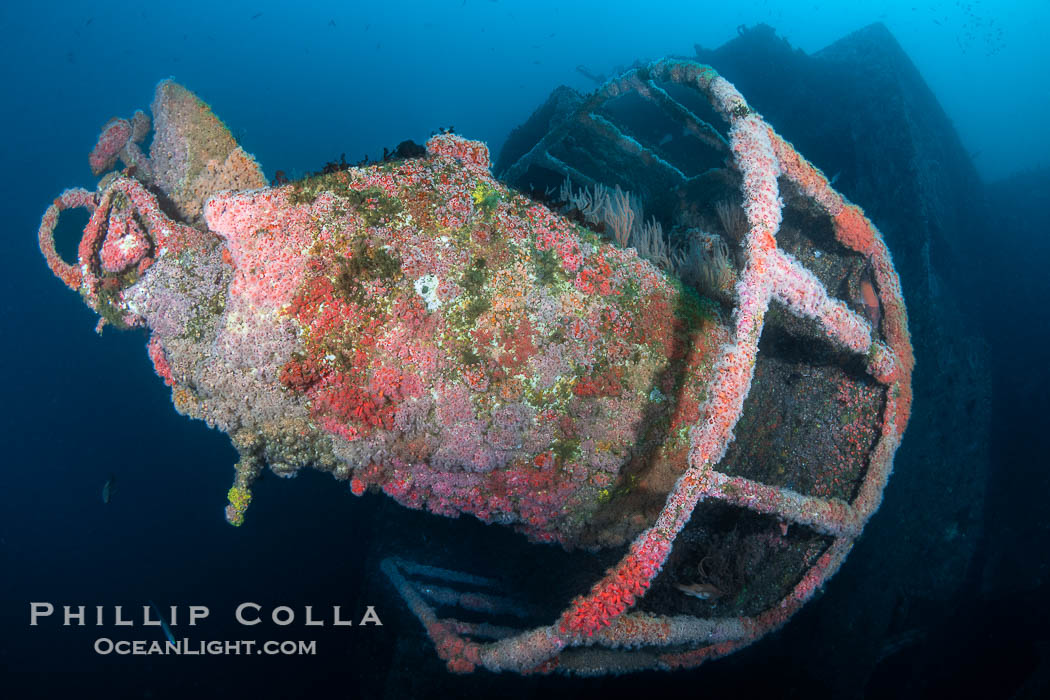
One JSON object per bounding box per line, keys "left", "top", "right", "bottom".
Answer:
{"left": 94, "top": 638, "right": 317, "bottom": 656}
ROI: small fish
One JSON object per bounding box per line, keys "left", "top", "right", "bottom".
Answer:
{"left": 250, "top": 12, "right": 262, "bottom": 20}
{"left": 860, "top": 279, "right": 881, "bottom": 327}
{"left": 102, "top": 474, "right": 116, "bottom": 504}
{"left": 674, "top": 581, "right": 724, "bottom": 600}
{"left": 149, "top": 601, "right": 177, "bottom": 646}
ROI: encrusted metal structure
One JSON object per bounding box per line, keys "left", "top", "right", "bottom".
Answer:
{"left": 38, "top": 61, "right": 911, "bottom": 674}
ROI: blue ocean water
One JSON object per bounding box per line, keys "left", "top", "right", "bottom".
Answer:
{"left": 1, "top": 1, "right": 1047, "bottom": 698}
